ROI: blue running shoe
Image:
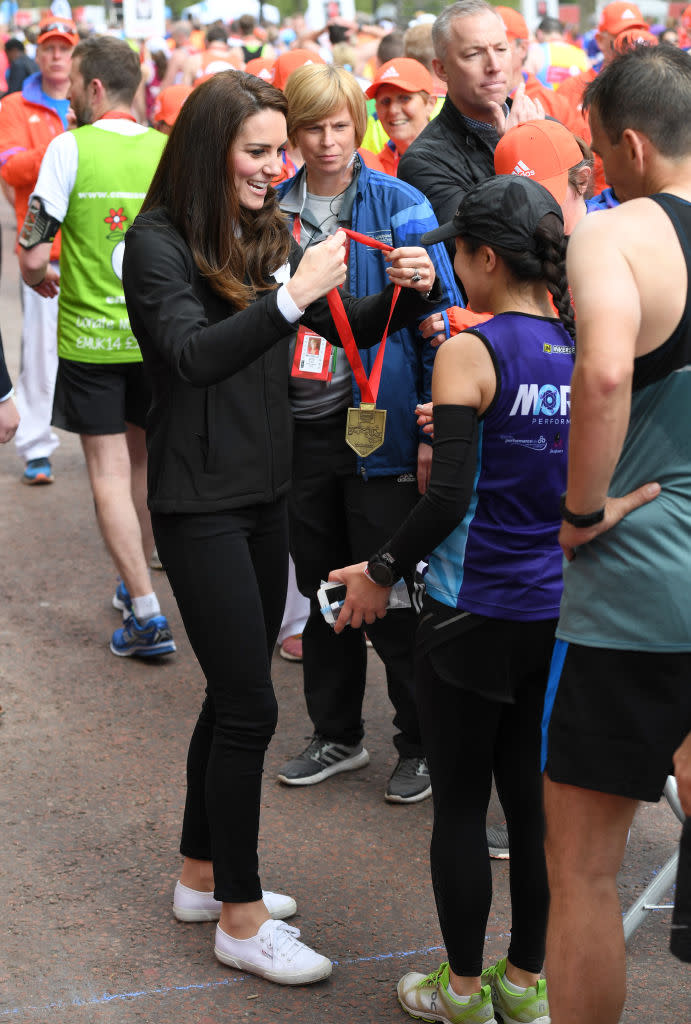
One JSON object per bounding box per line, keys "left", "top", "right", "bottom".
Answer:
{"left": 22, "top": 457, "right": 53, "bottom": 485}
{"left": 110, "top": 613, "right": 176, "bottom": 658}
{"left": 112, "top": 579, "right": 132, "bottom": 613}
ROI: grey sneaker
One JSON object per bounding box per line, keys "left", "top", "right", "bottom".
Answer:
{"left": 277, "top": 735, "right": 369, "bottom": 786}
{"left": 487, "top": 824, "right": 509, "bottom": 859}
{"left": 385, "top": 756, "right": 432, "bottom": 804}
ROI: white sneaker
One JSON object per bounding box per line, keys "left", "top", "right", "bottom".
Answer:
{"left": 214, "top": 919, "right": 332, "bottom": 985}
{"left": 173, "top": 881, "right": 297, "bottom": 922}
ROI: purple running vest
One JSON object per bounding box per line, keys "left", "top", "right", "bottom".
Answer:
{"left": 425, "top": 312, "right": 574, "bottom": 620}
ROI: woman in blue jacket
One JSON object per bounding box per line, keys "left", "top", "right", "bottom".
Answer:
{"left": 275, "top": 63, "right": 461, "bottom": 804}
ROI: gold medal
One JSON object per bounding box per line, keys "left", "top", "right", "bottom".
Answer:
{"left": 345, "top": 403, "right": 387, "bottom": 457}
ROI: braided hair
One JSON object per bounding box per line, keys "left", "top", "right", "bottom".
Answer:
{"left": 463, "top": 212, "right": 575, "bottom": 340}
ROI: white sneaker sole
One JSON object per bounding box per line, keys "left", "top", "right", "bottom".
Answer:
{"left": 385, "top": 783, "right": 432, "bottom": 804}
{"left": 214, "top": 946, "right": 332, "bottom": 985}
{"left": 278, "top": 646, "right": 302, "bottom": 662}
{"left": 110, "top": 640, "right": 176, "bottom": 657}
{"left": 174, "top": 893, "right": 297, "bottom": 923}
{"left": 277, "top": 747, "right": 370, "bottom": 785}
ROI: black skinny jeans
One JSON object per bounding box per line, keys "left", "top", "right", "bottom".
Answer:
{"left": 415, "top": 619, "right": 554, "bottom": 977}
{"left": 152, "top": 499, "right": 288, "bottom": 903}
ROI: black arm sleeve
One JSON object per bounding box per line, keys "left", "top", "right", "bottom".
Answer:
{"left": 380, "top": 404, "right": 479, "bottom": 574}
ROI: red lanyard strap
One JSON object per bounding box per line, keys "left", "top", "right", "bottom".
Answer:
{"left": 292, "top": 219, "right": 402, "bottom": 404}
{"left": 329, "top": 227, "right": 400, "bottom": 405}
{"left": 326, "top": 280, "right": 400, "bottom": 404}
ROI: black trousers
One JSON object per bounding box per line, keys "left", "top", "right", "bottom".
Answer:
{"left": 290, "top": 412, "right": 423, "bottom": 757}
{"left": 415, "top": 619, "right": 554, "bottom": 977}
{"left": 152, "top": 499, "right": 287, "bottom": 903}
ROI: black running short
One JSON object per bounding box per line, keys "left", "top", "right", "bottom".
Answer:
{"left": 542, "top": 640, "right": 691, "bottom": 802}
{"left": 52, "top": 357, "right": 151, "bottom": 435}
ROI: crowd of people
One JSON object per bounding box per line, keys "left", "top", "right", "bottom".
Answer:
{"left": 0, "top": 2, "right": 690, "bottom": 1021}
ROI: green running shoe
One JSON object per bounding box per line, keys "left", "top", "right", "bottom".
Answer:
{"left": 397, "top": 961, "right": 497, "bottom": 1024}
{"left": 482, "top": 958, "right": 550, "bottom": 1024}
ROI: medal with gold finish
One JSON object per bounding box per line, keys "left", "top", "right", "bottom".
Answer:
{"left": 327, "top": 228, "right": 402, "bottom": 459}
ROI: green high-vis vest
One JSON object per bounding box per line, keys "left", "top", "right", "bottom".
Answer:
{"left": 58, "top": 124, "right": 166, "bottom": 364}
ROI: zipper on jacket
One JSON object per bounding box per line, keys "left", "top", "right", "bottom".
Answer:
{"left": 264, "top": 356, "right": 275, "bottom": 497}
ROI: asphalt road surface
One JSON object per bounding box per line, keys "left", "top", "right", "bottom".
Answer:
{"left": 0, "top": 204, "right": 687, "bottom": 1024}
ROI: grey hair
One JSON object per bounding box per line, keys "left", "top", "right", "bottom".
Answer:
{"left": 432, "top": 0, "right": 502, "bottom": 59}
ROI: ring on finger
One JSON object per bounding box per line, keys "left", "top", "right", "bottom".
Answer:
{"left": 411, "top": 269, "right": 422, "bottom": 283}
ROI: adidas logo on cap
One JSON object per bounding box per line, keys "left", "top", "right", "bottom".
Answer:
{"left": 512, "top": 159, "right": 535, "bottom": 177}
{"left": 621, "top": 7, "right": 638, "bottom": 19}
{"left": 380, "top": 65, "right": 401, "bottom": 79}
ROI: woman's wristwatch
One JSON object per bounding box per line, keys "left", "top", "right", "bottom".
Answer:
{"left": 559, "top": 494, "right": 605, "bottom": 528}
{"left": 364, "top": 551, "right": 399, "bottom": 587}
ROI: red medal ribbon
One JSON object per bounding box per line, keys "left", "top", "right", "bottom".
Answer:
{"left": 291, "top": 220, "right": 401, "bottom": 404}
{"left": 98, "top": 110, "right": 138, "bottom": 123}
{"left": 327, "top": 227, "right": 400, "bottom": 405}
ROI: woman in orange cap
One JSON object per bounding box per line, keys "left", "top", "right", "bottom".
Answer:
{"left": 365, "top": 57, "right": 437, "bottom": 176}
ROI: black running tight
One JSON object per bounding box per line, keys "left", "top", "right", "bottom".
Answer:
{"left": 415, "top": 637, "right": 551, "bottom": 977}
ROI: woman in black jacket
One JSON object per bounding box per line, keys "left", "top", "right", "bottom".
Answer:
{"left": 122, "top": 70, "right": 436, "bottom": 987}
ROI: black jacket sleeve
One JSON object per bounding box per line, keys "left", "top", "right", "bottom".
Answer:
{"left": 124, "top": 218, "right": 441, "bottom": 389}
{"left": 0, "top": 329, "right": 12, "bottom": 397}
{"left": 124, "top": 220, "right": 298, "bottom": 388}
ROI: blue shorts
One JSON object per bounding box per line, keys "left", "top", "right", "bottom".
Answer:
{"left": 541, "top": 640, "right": 691, "bottom": 802}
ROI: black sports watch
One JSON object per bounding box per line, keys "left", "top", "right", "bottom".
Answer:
{"left": 559, "top": 494, "right": 605, "bottom": 528}
{"left": 365, "top": 551, "right": 399, "bottom": 587}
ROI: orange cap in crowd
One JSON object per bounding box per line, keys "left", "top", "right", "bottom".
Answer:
{"left": 494, "top": 119, "right": 583, "bottom": 204}
{"left": 245, "top": 56, "right": 275, "bottom": 81}
{"left": 37, "top": 15, "right": 79, "bottom": 47}
{"left": 495, "top": 6, "right": 530, "bottom": 42}
{"left": 272, "top": 49, "right": 326, "bottom": 90}
{"left": 598, "top": 1, "right": 648, "bottom": 35}
{"left": 153, "top": 84, "right": 191, "bottom": 126}
{"left": 614, "top": 26, "right": 658, "bottom": 50}
{"left": 365, "top": 57, "right": 435, "bottom": 98}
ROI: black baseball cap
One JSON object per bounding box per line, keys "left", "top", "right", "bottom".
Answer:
{"left": 421, "top": 175, "right": 563, "bottom": 251}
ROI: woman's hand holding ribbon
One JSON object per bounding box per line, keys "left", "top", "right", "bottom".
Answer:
{"left": 386, "top": 246, "right": 435, "bottom": 293}
{"left": 286, "top": 230, "right": 348, "bottom": 310}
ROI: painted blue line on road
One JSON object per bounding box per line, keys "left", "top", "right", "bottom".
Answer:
{"left": 0, "top": 943, "right": 449, "bottom": 1018}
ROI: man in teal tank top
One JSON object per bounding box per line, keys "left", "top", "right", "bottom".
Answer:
{"left": 540, "top": 46, "right": 691, "bottom": 1023}
{"left": 17, "top": 36, "right": 175, "bottom": 660}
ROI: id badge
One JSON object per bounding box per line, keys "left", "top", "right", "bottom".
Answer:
{"left": 291, "top": 327, "right": 333, "bottom": 381}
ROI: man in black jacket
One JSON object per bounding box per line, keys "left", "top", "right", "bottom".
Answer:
{"left": 398, "top": 0, "right": 544, "bottom": 259}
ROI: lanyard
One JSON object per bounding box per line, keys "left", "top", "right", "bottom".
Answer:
{"left": 292, "top": 216, "right": 400, "bottom": 405}
{"left": 98, "top": 110, "right": 138, "bottom": 123}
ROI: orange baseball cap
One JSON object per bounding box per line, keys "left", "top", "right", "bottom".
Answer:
{"left": 271, "top": 49, "right": 326, "bottom": 91}
{"left": 614, "top": 26, "right": 658, "bottom": 51}
{"left": 494, "top": 119, "right": 583, "bottom": 203}
{"left": 495, "top": 6, "right": 530, "bottom": 42}
{"left": 153, "top": 84, "right": 191, "bottom": 127}
{"left": 365, "top": 57, "right": 435, "bottom": 98}
{"left": 37, "top": 16, "right": 79, "bottom": 47}
{"left": 597, "top": 2, "right": 648, "bottom": 35}
{"left": 245, "top": 56, "right": 275, "bottom": 82}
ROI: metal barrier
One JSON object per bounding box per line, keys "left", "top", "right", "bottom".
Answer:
{"left": 623, "top": 776, "right": 686, "bottom": 943}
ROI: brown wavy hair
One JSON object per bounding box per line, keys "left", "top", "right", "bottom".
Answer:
{"left": 141, "top": 71, "right": 291, "bottom": 309}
